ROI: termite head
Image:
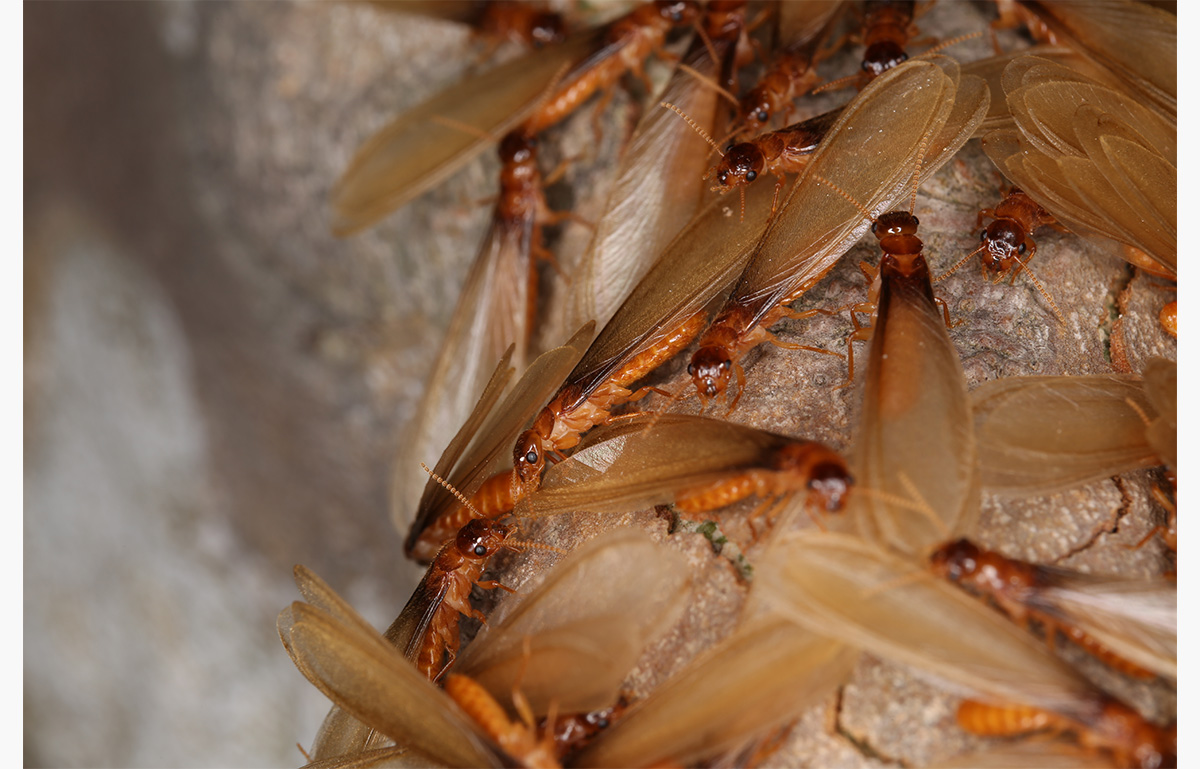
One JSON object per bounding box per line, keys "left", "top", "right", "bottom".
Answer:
{"left": 927, "top": 538, "right": 980, "bottom": 582}
{"left": 708, "top": 142, "right": 764, "bottom": 191}
{"left": 653, "top": 0, "right": 700, "bottom": 27}
{"left": 526, "top": 12, "right": 566, "bottom": 48}
{"left": 513, "top": 429, "right": 548, "bottom": 486}
{"left": 455, "top": 518, "right": 515, "bottom": 559}
{"left": 498, "top": 131, "right": 537, "bottom": 166}
{"left": 861, "top": 41, "right": 907, "bottom": 78}
{"left": 1098, "top": 702, "right": 1174, "bottom": 769}
{"left": 737, "top": 87, "right": 774, "bottom": 135}
{"left": 688, "top": 346, "right": 733, "bottom": 401}
{"left": 807, "top": 460, "right": 853, "bottom": 513}
{"left": 872, "top": 211, "right": 919, "bottom": 239}
{"left": 873, "top": 211, "right": 924, "bottom": 270}
{"left": 979, "top": 219, "right": 1028, "bottom": 279}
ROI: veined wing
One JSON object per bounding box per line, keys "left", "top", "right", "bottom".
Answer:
{"left": 456, "top": 528, "right": 691, "bottom": 718}
{"left": 332, "top": 28, "right": 604, "bottom": 235}
{"left": 970, "top": 374, "right": 1160, "bottom": 496}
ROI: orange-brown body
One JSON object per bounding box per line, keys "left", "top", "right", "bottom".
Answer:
{"left": 957, "top": 699, "right": 1175, "bottom": 769}
{"left": 1158, "top": 301, "right": 1177, "bottom": 338}
{"left": 708, "top": 108, "right": 840, "bottom": 206}
{"left": 929, "top": 539, "right": 1159, "bottom": 680}
{"left": 514, "top": 310, "right": 709, "bottom": 485}
{"left": 444, "top": 674, "right": 560, "bottom": 768}
{"left": 496, "top": 130, "right": 557, "bottom": 335}
{"left": 737, "top": 50, "right": 824, "bottom": 138}
{"left": 861, "top": 0, "right": 916, "bottom": 78}
{"left": 410, "top": 470, "right": 523, "bottom": 563}
{"left": 975, "top": 188, "right": 1056, "bottom": 281}
{"left": 674, "top": 441, "right": 852, "bottom": 516}
{"left": 477, "top": 1, "right": 566, "bottom": 49}
{"left": 549, "top": 701, "right": 627, "bottom": 760}
{"left": 407, "top": 520, "right": 516, "bottom": 681}
{"left": 524, "top": 1, "right": 699, "bottom": 134}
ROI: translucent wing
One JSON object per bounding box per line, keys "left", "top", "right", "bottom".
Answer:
{"left": 394, "top": 199, "right": 536, "bottom": 526}
{"left": 1141, "top": 357, "right": 1175, "bottom": 471}
{"left": 561, "top": 13, "right": 738, "bottom": 335}
{"left": 777, "top": 0, "right": 845, "bottom": 47}
{"left": 729, "top": 56, "right": 988, "bottom": 325}
{"left": 518, "top": 413, "right": 804, "bottom": 517}
{"left": 850, "top": 249, "right": 979, "bottom": 558}
{"left": 456, "top": 528, "right": 692, "bottom": 717}
{"left": 757, "top": 532, "right": 1102, "bottom": 722}
{"left": 963, "top": 46, "right": 1102, "bottom": 135}
{"left": 565, "top": 176, "right": 780, "bottom": 402}
{"left": 302, "top": 744, "right": 441, "bottom": 769}
{"left": 982, "top": 57, "right": 1176, "bottom": 276}
{"left": 573, "top": 614, "right": 856, "bottom": 768}
{"left": 279, "top": 588, "right": 501, "bottom": 767}
{"left": 405, "top": 322, "right": 594, "bottom": 551}
{"left": 970, "top": 374, "right": 1160, "bottom": 496}
{"left": 1029, "top": 569, "right": 1177, "bottom": 681}
{"left": 1019, "top": 0, "right": 1176, "bottom": 121}
{"left": 331, "top": 28, "right": 604, "bottom": 235}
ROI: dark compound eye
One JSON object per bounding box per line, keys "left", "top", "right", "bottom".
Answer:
{"left": 687, "top": 362, "right": 695, "bottom": 376}
{"left": 745, "top": 170, "right": 757, "bottom": 182}
{"left": 756, "top": 110, "right": 769, "bottom": 122}
{"left": 721, "top": 360, "right": 731, "bottom": 370}
{"left": 980, "top": 229, "right": 988, "bottom": 241}
{"left": 871, "top": 221, "right": 878, "bottom": 234}
{"left": 524, "top": 449, "right": 538, "bottom": 465}
{"left": 474, "top": 544, "right": 487, "bottom": 556}
{"left": 912, "top": 216, "right": 919, "bottom": 226}
{"left": 1018, "top": 243, "right": 1027, "bottom": 255}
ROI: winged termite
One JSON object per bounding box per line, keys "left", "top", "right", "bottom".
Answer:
{"left": 516, "top": 413, "right": 851, "bottom": 525}
{"left": 935, "top": 186, "right": 1064, "bottom": 323}
{"left": 757, "top": 532, "right": 1104, "bottom": 721}
{"left": 732, "top": 0, "right": 846, "bottom": 137}
{"left": 279, "top": 571, "right": 503, "bottom": 767}
{"left": 929, "top": 539, "right": 1177, "bottom": 681}
{"left": 970, "top": 373, "right": 1162, "bottom": 497}
{"left": 455, "top": 528, "right": 691, "bottom": 719}
{"left": 572, "top": 614, "right": 857, "bottom": 768}
{"left": 843, "top": 208, "right": 980, "bottom": 557}
{"left": 929, "top": 738, "right": 1117, "bottom": 769}
{"left": 403, "top": 322, "right": 593, "bottom": 562}
{"left": 1140, "top": 358, "right": 1175, "bottom": 475}
{"left": 698, "top": 106, "right": 842, "bottom": 214}
{"left": 510, "top": 176, "right": 784, "bottom": 494}
{"left": 396, "top": 130, "right": 559, "bottom": 532}
{"left": 387, "top": 518, "right": 523, "bottom": 681}
{"left": 332, "top": 1, "right": 699, "bottom": 235}
{"left": 956, "top": 698, "right": 1175, "bottom": 769}
{"left": 1008, "top": 0, "right": 1176, "bottom": 122}
{"left": 442, "top": 674, "right": 559, "bottom": 769}
{"left": 559, "top": 0, "right": 750, "bottom": 337}
{"left": 685, "top": 55, "right": 988, "bottom": 409}
{"left": 859, "top": 0, "right": 918, "bottom": 78}
{"left": 368, "top": 1, "right": 567, "bottom": 51}
{"left": 981, "top": 56, "right": 1176, "bottom": 279}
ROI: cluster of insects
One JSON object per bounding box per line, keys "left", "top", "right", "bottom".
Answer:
{"left": 278, "top": 1, "right": 1176, "bottom": 767}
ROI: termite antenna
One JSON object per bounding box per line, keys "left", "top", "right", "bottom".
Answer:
{"left": 675, "top": 61, "right": 741, "bottom": 107}
{"left": 507, "top": 539, "right": 570, "bottom": 556}
{"left": 810, "top": 173, "right": 873, "bottom": 220}
{"left": 933, "top": 242, "right": 985, "bottom": 283}
{"left": 661, "top": 101, "right": 725, "bottom": 156}
{"left": 1012, "top": 259, "right": 1065, "bottom": 325}
{"left": 296, "top": 743, "right": 311, "bottom": 762}
{"left": 1123, "top": 396, "right": 1154, "bottom": 428}
{"left": 421, "top": 462, "right": 482, "bottom": 518}
{"left": 811, "top": 72, "right": 859, "bottom": 95}
{"left": 914, "top": 30, "right": 985, "bottom": 59}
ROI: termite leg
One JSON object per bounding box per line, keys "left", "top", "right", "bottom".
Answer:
{"left": 475, "top": 579, "right": 518, "bottom": 594}
{"left": 725, "top": 362, "right": 747, "bottom": 414}
{"left": 933, "top": 296, "right": 960, "bottom": 329}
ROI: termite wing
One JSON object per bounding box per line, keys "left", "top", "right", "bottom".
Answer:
{"left": 399, "top": 322, "right": 594, "bottom": 557}
{"left": 1015, "top": 0, "right": 1175, "bottom": 122}
{"left": 970, "top": 372, "right": 1164, "bottom": 497}
{"left": 332, "top": 2, "right": 699, "bottom": 234}
{"left": 571, "top": 614, "right": 856, "bottom": 768}
{"left": 558, "top": 0, "right": 749, "bottom": 338}
{"left": 516, "top": 413, "right": 850, "bottom": 520}
{"left": 982, "top": 56, "right": 1175, "bottom": 277}
{"left": 455, "top": 527, "right": 692, "bottom": 718}
{"left": 961, "top": 45, "right": 1108, "bottom": 135}
{"left": 685, "top": 55, "right": 989, "bottom": 406}
{"left": 757, "top": 532, "right": 1105, "bottom": 722}
{"left": 281, "top": 529, "right": 690, "bottom": 766}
